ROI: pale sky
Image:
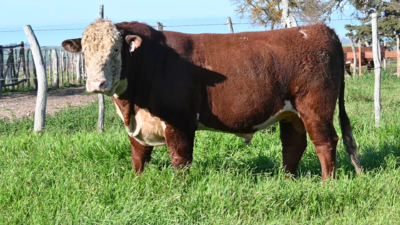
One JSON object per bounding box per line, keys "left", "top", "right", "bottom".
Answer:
{"left": 0, "top": 0, "right": 360, "bottom": 46}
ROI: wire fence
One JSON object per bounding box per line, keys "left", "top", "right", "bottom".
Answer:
{"left": 0, "top": 18, "right": 358, "bottom": 33}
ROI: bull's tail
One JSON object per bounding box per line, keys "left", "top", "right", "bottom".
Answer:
{"left": 338, "top": 77, "right": 362, "bottom": 174}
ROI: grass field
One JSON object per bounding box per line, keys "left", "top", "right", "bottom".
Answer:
{"left": 1, "top": 71, "right": 400, "bottom": 224}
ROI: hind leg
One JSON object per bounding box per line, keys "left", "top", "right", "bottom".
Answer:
{"left": 280, "top": 115, "right": 307, "bottom": 174}
{"left": 296, "top": 104, "right": 339, "bottom": 180}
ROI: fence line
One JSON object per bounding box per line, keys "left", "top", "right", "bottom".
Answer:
{"left": 0, "top": 18, "right": 359, "bottom": 33}
{"left": 0, "top": 45, "right": 85, "bottom": 92}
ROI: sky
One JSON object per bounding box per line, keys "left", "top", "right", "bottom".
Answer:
{"left": 0, "top": 0, "right": 361, "bottom": 47}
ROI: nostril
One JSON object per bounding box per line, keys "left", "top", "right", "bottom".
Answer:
{"left": 88, "top": 79, "right": 107, "bottom": 91}
{"left": 99, "top": 81, "right": 106, "bottom": 89}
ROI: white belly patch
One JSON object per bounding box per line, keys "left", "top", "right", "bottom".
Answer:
{"left": 196, "top": 101, "right": 298, "bottom": 144}
{"left": 114, "top": 102, "right": 166, "bottom": 146}
{"left": 114, "top": 100, "right": 297, "bottom": 146}
{"left": 253, "top": 100, "right": 298, "bottom": 130}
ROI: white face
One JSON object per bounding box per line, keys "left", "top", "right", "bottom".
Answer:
{"left": 81, "top": 20, "right": 124, "bottom": 96}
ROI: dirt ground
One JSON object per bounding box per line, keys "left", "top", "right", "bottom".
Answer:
{"left": 0, "top": 87, "right": 98, "bottom": 120}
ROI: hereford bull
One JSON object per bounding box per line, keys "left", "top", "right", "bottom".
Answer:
{"left": 62, "top": 19, "right": 361, "bottom": 180}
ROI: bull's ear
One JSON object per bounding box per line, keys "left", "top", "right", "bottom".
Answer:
{"left": 62, "top": 38, "right": 82, "bottom": 53}
{"left": 125, "top": 35, "right": 142, "bottom": 52}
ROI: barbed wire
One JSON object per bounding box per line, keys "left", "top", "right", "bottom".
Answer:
{"left": 165, "top": 23, "right": 231, "bottom": 27}
{"left": 0, "top": 19, "right": 357, "bottom": 33}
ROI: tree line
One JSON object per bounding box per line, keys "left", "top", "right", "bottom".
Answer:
{"left": 231, "top": 0, "right": 400, "bottom": 46}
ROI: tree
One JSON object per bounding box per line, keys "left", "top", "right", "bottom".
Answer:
{"left": 230, "top": 0, "right": 347, "bottom": 29}
{"left": 295, "top": 0, "right": 341, "bottom": 25}
{"left": 344, "top": 1, "right": 400, "bottom": 47}
{"left": 352, "top": 0, "right": 400, "bottom": 19}
{"left": 345, "top": 24, "right": 359, "bottom": 76}
{"left": 345, "top": 23, "right": 372, "bottom": 46}
{"left": 230, "top": 0, "right": 297, "bottom": 29}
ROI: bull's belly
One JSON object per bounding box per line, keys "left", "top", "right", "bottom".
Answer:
{"left": 115, "top": 101, "right": 299, "bottom": 147}
{"left": 198, "top": 100, "right": 299, "bottom": 142}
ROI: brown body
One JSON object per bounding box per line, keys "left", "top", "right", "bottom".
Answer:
{"left": 62, "top": 20, "right": 361, "bottom": 180}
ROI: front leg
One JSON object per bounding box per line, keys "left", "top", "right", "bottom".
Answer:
{"left": 129, "top": 136, "right": 154, "bottom": 173}
{"left": 164, "top": 123, "right": 196, "bottom": 168}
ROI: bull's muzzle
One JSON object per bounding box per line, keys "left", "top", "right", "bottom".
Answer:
{"left": 87, "top": 79, "right": 108, "bottom": 93}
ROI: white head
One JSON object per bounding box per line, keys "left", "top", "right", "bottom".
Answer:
{"left": 62, "top": 19, "right": 142, "bottom": 96}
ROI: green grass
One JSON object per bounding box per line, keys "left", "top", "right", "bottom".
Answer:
{"left": 1, "top": 71, "right": 400, "bottom": 224}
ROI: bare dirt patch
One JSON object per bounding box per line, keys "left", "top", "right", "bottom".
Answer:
{"left": 0, "top": 87, "right": 98, "bottom": 120}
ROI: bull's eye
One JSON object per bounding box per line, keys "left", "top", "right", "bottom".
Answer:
{"left": 114, "top": 49, "right": 119, "bottom": 54}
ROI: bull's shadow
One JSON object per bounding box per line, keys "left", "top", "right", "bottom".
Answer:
{"left": 357, "top": 142, "right": 400, "bottom": 172}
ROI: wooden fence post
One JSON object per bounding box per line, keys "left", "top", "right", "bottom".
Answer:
{"left": 80, "top": 53, "right": 85, "bottom": 80}
{"left": 0, "top": 45, "right": 3, "bottom": 92}
{"left": 157, "top": 22, "right": 164, "bottom": 31}
{"left": 98, "top": 92, "right": 105, "bottom": 131}
{"left": 76, "top": 53, "right": 81, "bottom": 84}
{"left": 43, "top": 49, "right": 46, "bottom": 75}
{"left": 14, "top": 49, "right": 18, "bottom": 89}
{"left": 15, "top": 47, "right": 22, "bottom": 89}
{"left": 383, "top": 40, "right": 386, "bottom": 70}
{"left": 371, "top": 13, "right": 381, "bottom": 127}
{"left": 71, "top": 53, "right": 75, "bottom": 83}
{"left": 24, "top": 25, "right": 48, "bottom": 132}
{"left": 26, "top": 49, "right": 30, "bottom": 87}
{"left": 60, "top": 50, "right": 64, "bottom": 86}
{"left": 10, "top": 49, "right": 15, "bottom": 89}
{"left": 32, "top": 51, "right": 38, "bottom": 90}
{"left": 358, "top": 40, "right": 362, "bottom": 76}
{"left": 349, "top": 38, "right": 357, "bottom": 77}
{"left": 66, "top": 51, "right": 70, "bottom": 83}
{"left": 48, "top": 49, "right": 52, "bottom": 81}
{"left": 20, "top": 42, "right": 27, "bottom": 88}
{"left": 227, "top": 17, "right": 234, "bottom": 33}
{"left": 397, "top": 35, "right": 400, "bottom": 77}
{"left": 7, "top": 49, "right": 14, "bottom": 88}
{"left": 100, "top": 4, "right": 104, "bottom": 20}
{"left": 52, "top": 49, "right": 59, "bottom": 88}
{"left": 98, "top": 4, "right": 105, "bottom": 132}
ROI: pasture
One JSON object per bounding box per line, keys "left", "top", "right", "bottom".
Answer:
{"left": 1, "top": 71, "right": 400, "bottom": 224}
